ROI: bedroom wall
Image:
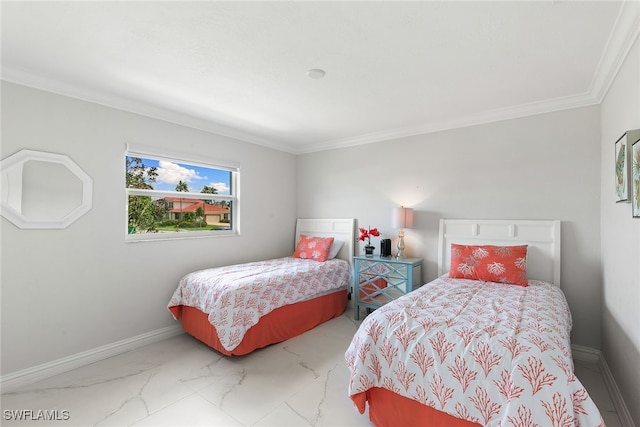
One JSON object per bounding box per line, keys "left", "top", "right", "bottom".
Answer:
{"left": 297, "top": 105, "right": 603, "bottom": 350}
{"left": 0, "top": 81, "right": 298, "bottom": 375}
{"left": 600, "top": 33, "right": 640, "bottom": 424}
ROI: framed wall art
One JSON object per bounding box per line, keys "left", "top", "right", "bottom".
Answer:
{"left": 633, "top": 136, "right": 640, "bottom": 218}
{"left": 614, "top": 132, "right": 630, "bottom": 202}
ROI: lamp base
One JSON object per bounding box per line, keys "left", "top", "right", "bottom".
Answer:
{"left": 396, "top": 230, "right": 406, "bottom": 259}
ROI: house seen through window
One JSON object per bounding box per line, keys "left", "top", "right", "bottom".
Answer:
{"left": 125, "top": 147, "right": 238, "bottom": 241}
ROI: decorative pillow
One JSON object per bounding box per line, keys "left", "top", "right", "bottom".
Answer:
{"left": 327, "top": 240, "right": 345, "bottom": 260}
{"left": 293, "top": 235, "right": 335, "bottom": 262}
{"left": 449, "top": 244, "right": 529, "bottom": 286}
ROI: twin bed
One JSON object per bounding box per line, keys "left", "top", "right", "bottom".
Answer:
{"left": 346, "top": 219, "right": 605, "bottom": 426}
{"left": 168, "top": 217, "right": 604, "bottom": 426}
{"left": 167, "top": 218, "right": 355, "bottom": 356}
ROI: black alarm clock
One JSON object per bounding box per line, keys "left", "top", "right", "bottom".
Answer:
{"left": 380, "top": 238, "right": 392, "bottom": 257}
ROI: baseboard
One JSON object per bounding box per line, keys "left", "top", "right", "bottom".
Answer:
{"left": 572, "top": 345, "right": 635, "bottom": 427}
{"left": 599, "top": 355, "right": 636, "bottom": 427}
{"left": 571, "top": 344, "right": 601, "bottom": 363}
{"left": 0, "top": 325, "right": 184, "bottom": 393}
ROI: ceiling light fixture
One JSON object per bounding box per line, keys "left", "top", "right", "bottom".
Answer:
{"left": 307, "top": 68, "right": 326, "bottom": 79}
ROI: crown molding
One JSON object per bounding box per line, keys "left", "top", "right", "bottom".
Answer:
{"left": 295, "top": 91, "right": 599, "bottom": 154}
{"left": 590, "top": 0, "right": 640, "bottom": 104}
{"left": 0, "top": 66, "right": 297, "bottom": 154}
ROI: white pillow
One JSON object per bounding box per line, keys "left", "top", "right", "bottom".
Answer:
{"left": 327, "top": 240, "right": 345, "bottom": 259}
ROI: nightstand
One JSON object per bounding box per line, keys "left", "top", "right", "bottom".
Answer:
{"left": 353, "top": 255, "right": 423, "bottom": 320}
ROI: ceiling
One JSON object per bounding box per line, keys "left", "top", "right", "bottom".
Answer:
{"left": 2, "top": 1, "right": 636, "bottom": 154}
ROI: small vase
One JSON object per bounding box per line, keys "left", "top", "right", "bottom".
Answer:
{"left": 364, "top": 245, "right": 375, "bottom": 257}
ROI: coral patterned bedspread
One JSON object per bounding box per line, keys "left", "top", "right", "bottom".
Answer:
{"left": 168, "top": 257, "right": 350, "bottom": 352}
{"left": 345, "top": 276, "right": 605, "bottom": 427}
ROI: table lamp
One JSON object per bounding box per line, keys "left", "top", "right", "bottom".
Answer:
{"left": 392, "top": 206, "right": 414, "bottom": 259}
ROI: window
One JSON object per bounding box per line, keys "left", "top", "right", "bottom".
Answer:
{"left": 125, "top": 144, "right": 239, "bottom": 241}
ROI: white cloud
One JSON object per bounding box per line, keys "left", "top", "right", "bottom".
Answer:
{"left": 156, "top": 161, "right": 205, "bottom": 187}
{"left": 210, "top": 182, "right": 230, "bottom": 195}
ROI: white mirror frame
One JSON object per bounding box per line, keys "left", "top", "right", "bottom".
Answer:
{"left": 1, "top": 149, "right": 93, "bottom": 229}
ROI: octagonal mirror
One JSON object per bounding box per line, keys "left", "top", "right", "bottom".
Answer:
{"left": 1, "top": 149, "right": 93, "bottom": 229}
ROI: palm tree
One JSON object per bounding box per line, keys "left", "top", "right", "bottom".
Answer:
{"left": 174, "top": 181, "right": 189, "bottom": 225}
{"left": 201, "top": 185, "right": 218, "bottom": 204}
{"left": 175, "top": 181, "right": 189, "bottom": 192}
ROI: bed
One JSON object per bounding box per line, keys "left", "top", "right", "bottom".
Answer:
{"left": 168, "top": 218, "right": 355, "bottom": 356}
{"left": 345, "top": 219, "right": 605, "bottom": 427}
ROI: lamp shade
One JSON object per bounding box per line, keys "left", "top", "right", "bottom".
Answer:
{"left": 391, "top": 207, "right": 414, "bottom": 229}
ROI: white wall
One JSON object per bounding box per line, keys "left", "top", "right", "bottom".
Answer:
{"left": 600, "top": 33, "right": 640, "bottom": 424}
{"left": 297, "top": 106, "right": 603, "bottom": 349}
{"left": 0, "top": 82, "right": 298, "bottom": 375}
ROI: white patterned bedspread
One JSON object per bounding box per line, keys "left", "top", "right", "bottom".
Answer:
{"left": 345, "top": 276, "right": 605, "bottom": 427}
{"left": 168, "top": 257, "right": 350, "bottom": 351}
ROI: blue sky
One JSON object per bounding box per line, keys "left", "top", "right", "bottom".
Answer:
{"left": 131, "top": 157, "right": 231, "bottom": 195}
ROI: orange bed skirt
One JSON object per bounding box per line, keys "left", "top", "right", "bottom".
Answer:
{"left": 170, "top": 289, "right": 347, "bottom": 356}
{"left": 352, "top": 388, "right": 481, "bottom": 427}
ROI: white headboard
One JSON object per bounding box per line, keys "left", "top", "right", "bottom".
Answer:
{"left": 295, "top": 218, "right": 356, "bottom": 266}
{"left": 438, "top": 219, "right": 561, "bottom": 286}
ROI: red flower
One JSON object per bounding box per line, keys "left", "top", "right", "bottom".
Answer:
{"left": 359, "top": 226, "right": 380, "bottom": 246}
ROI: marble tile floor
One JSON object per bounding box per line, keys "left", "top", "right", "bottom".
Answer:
{"left": 1, "top": 311, "right": 623, "bottom": 427}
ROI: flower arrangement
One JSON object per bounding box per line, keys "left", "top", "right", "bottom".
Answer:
{"left": 359, "top": 226, "right": 380, "bottom": 248}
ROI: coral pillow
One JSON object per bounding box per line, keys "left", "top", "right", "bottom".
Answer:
{"left": 449, "top": 244, "right": 529, "bottom": 286}
{"left": 293, "top": 235, "right": 335, "bottom": 262}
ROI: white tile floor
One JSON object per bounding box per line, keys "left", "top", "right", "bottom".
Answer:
{"left": 1, "top": 311, "right": 623, "bottom": 427}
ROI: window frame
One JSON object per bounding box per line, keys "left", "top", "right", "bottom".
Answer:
{"left": 125, "top": 143, "right": 240, "bottom": 242}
